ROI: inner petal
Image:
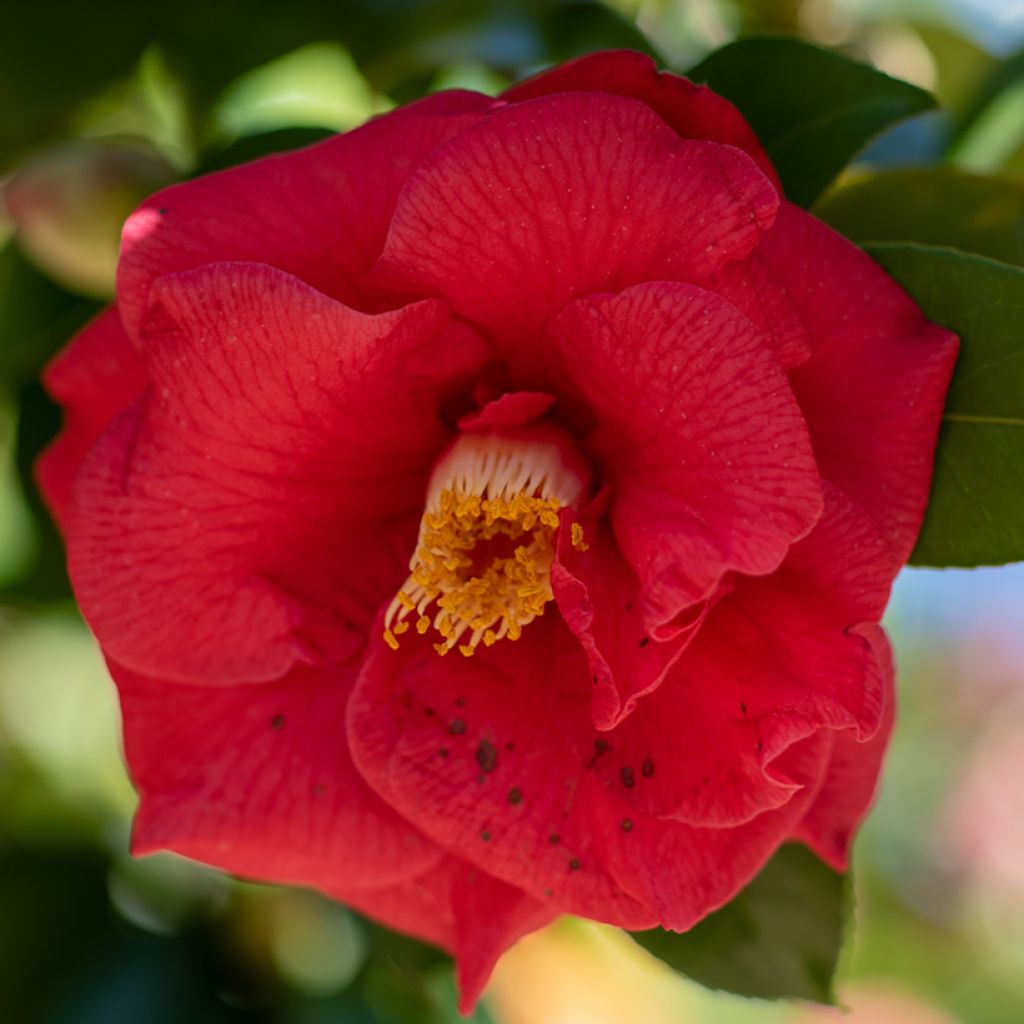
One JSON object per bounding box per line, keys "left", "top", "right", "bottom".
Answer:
{"left": 384, "top": 428, "right": 589, "bottom": 657}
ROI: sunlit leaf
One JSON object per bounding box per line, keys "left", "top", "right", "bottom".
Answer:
{"left": 816, "top": 168, "right": 1024, "bottom": 267}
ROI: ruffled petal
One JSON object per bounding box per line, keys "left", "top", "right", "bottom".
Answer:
{"left": 551, "top": 281, "right": 822, "bottom": 634}
{"left": 69, "top": 262, "right": 487, "bottom": 684}
{"left": 347, "top": 614, "right": 832, "bottom": 932}
{"left": 370, "top": 92, "right": 778, "bottom": 365}
{"left": 117, "top": 91, "right": 494, "bottom": 340}
{"left": 719, "top": 203, "right": 958, "bottom": 562}
{"left": 502, "top": 49, "right": 778, "bottom": 187}
{"left": 37, "top": 306, "right": 146, "bottom": 527}
{"left": 115, "top": 659, "right": 441, "bottom": 889}
{"left": 793, "top": 624, "right": 895, "bottom": 869}
{"left": 551, "top": 507, "right": 703, "bottom": 731}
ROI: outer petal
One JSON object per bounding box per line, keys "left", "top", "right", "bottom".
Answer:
{"left": 370, "top": 92, "right": 778, "bottom": 364}
{"left": 336, "top": 858, "right": 556, "bottom": 1014}
{"left": 551, "top": 282, "right": 822, "bottom": 635}
{"left": 69, "top": 262, "right": 487, "bottom": 684}
{"left": 117, "top": 90, "right": 494, "bottom": 341}
{"left": 114, "top": 659, "right": 441, "bottom": 889}
{"left": 794, "top": 625, "right": 895, "bottom": 869}
{"left": 502, "top": 49, "right": 779, "bottom": 187}
{"left": 37, "top": 306, "right": 146, "bottom": 527}
{"left": 121, "top": 644, "right": 552, "bottom": 1011}
{"left": 715, "top": 203, "right": 959, "bottom": 562}
{"left": 348, "top": 614, "right": 832, "bottom": 932}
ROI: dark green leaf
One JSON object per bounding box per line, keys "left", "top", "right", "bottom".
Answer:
{"left": 866, "top": 243, "right": 1024, "bottom": 567}
{"left": 815, "top": 168, "right": 1024, "bottom": 267}
{"left": 630, "top": 844, "right": 846, "bottom": 1002}
{"left": 688, "top": 37, "right": 935, "bottom": 207}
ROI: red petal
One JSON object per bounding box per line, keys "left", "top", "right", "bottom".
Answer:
{"left": 551, "top": 282, "right": 822, "bottom": 633}
{"left": 37, "top": 306, "right": 146, "bottom": 528}
{"left": 117, "top": 91, "right": 493, "bottom": 341}
{"left": 68, "top": 263, "right": 487, "bottom": 684}
{"left": 794, "top": 625, "right": 895, "bottom": 869}
{"left": 729, "top": 203, "right": 959, "bottom": 562}
{"left": 347, "top": 615, "right": 831, "bottom": 931}
{"left": 333, "top": 855, "right": 555, "bottom": 1013}
{"left": 115, "top": 659, "right": 441, "bottom": 889}
{"left": 551, "top": 507, "right": 703, "bottom": 731}
{"left": 502, "top": 49, "right": 779, "bottom": 187}
{"left": 458, "top": 390, "right": 556, "bottom": 431}
{"left": 370, "top": 92, "right": 778, "bottom": 365}
{"left": 119, "top": 651, "right": 550, "bottom": 1010}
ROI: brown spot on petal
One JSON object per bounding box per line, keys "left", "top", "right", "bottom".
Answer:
{"left": 508, "top": 787, "right": 522, "bottom": 805}
{"left": 621, "top": 818, "right": 633, "bottom": 832}
{"left": 449, "top": 718, "right": 467, "bottom": 735}
{"left": 620, "top": 766, "right": 635, "bottom": 789}
{"left": 641, "top": 758, "right": 655, "bottom": 778}
{"left": 549, "top": 833, "right": 561, "bottom": 845}
{"left": 568, "top": 858, "right": 581, "bottom": 871}
{"left": 638, "top": 636, "right": 650, "bottom": 648}
{"left": 480, "top": 830, "right": 491, "bottom": 842}
{"left": 476, "top": 739, "right": 497, "bottom": 773}
{"left": 270, "top": 714, "right": 285, "bottom": 730}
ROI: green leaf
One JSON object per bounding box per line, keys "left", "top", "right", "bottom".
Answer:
{"left": 865, "top": 244, "right": 1024, "bottom": 567}
{"left": 688, "top": 37, "right": 935, "bottom": 208}
{"left": 815, "top": 168, "right": 1024, "bottom": 268}
{"left": 629, "top": 844, "right": 846, "bottom": 1002}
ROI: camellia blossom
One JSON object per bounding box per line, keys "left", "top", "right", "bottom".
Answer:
{"left": 39, "top": 51, "right": 957, "bottom": 1009}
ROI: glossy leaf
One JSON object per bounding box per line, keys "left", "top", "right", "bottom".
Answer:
{"left": 816, "top": 168, "right": 1024, "bottom": 267}
{"left": 688, "top": 37, "right": 935, "bottom": 207}
{"left": 629, "top": 844, "right": 846, "bottom": 1002}
{"left": 866, "top": 244, "right": 1024, "bottom": 567}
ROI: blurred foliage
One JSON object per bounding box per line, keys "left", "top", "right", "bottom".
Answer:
{"left": 2, "top": 0, "right": 1024, "bottom": 1022}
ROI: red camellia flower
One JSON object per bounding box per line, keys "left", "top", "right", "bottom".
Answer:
{"left": 39, "top": 51, "right": 957, "bottom": 1009}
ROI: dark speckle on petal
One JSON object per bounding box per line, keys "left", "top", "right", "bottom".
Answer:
{"left": 642, "top": 758, "right": 655, "bottom": 777}
{"left": 449, "top": 718, "right": 467, "bottom": 735}
{"left": 270, "top": 714, "right": 285, "bottom": 730}
{"left": 476, "top": 739, "right": 497, "bottom": 773}
{"left": 568, "top": 858, "right": 581, "bottom": 871}
{"left": 620, "top": 766, "right": 635, "bottom": 788}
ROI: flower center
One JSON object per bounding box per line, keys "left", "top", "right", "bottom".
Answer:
{"left": 383, "top": 431, "right": 588, "bottom": 658}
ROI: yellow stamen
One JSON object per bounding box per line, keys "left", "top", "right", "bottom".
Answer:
{"left": 571, "top": 521, "right": 589, "bottom": 552}
{"left": 383, "top": 433, "right": 586, "bottom": 657}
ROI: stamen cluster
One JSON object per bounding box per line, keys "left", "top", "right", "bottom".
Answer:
{"left": 384, "top": 434, "right": 587, "bottom": 657}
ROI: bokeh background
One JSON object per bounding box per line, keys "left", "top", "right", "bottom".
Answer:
{"left": 2, "top": 1, "right": 1024, "bottom": 1021}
